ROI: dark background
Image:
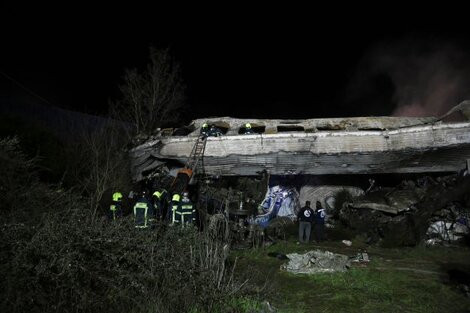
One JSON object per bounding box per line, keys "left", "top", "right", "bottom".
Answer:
{"left": 2, "top": 3, "right": 470, "bottom": 123}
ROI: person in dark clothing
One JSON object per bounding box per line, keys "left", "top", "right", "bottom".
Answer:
{"left": 152, "top": 188, "right": 168, "bottom": 221}
{"left": 297, "top": 201, "right": 314, "bottom": 243}
{"left": 208, "top": 124, "right": 223, "bottom": 137}
{"left": 314, "top": 201, "right": 326, "bottom": 243}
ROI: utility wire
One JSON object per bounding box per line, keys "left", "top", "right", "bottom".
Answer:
{"left": 0, "top": 69, "right": 56, "bottom": 106}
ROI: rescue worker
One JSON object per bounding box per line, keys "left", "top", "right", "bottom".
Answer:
{"left": 200, "top": 122, "right": 209, "bottom": 137}
{"left": 314, "top": 201, "right": 326, "bottom": 243}
{"left": 243, "top": 123, "right": 254, "bottom": 135}
{"left": 176, "top": 191, "right": 196, "bottom": 227}
{"left": 109, "top": 191, "right": 123, "bottom": 220}
{"left": 208, "top": 124, "right": 223, "bottom": 137}
{"left": 170, "top": 193, "right": 181, "bottom": 225}
{"left": 134, "top": 190, "right": 151, "bottom": 229}
{"left": 152, "top": 188, "right": 168, "bottom": 221}
{"left": 297, "top": 200, "right": 314, "bottom": 244}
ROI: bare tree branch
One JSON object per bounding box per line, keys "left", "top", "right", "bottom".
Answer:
{"left": 66, "top": 119, "right": 131, "bottom": 221}
{"left": 110, "top": 47, "right": 186, "bottom": 138}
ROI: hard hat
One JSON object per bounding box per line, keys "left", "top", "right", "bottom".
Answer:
{"left": 172, "top": 194, "right": 181, "bottom": 201}
{"left": 183, "top": 191, "right": 189, "bottom": 197}
{"left": 113, "top": 192, "right": 123, "bottom": 201}
{"left": 245, "top": 123, "right": 251, "bottom": 128}
{"left": 202, "top": 123, "right": 208, "bottom": 128}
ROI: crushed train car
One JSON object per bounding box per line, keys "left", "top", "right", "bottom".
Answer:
{"left": 129, "top": 101, "right": 470, "bottom": 245}
{"left": 130, "top": 101, "right": 470, "bottom": 181}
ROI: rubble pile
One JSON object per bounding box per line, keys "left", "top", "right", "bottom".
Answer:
{"left": 338, "top": 174, "right": 470, "bottom": 247}
{"left": 196, "top": 176, "right": 268, "bottom": 223}
{"left": 140, "top": 163, "right": 469, "bottom": 248}
{"left": 426, "top": 201, "right": 470, "bottom": 245}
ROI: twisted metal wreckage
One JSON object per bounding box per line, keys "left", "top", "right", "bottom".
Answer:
{"left": 129, "top": 101, "right": 470, "bottom": 242}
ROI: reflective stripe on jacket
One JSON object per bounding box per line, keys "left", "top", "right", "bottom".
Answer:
{"left": 134, "top": 201, "right": 149, "bottom": 228}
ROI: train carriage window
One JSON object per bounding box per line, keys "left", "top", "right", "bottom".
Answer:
{"left": 277, "top": 125, "right": 304, "bottom": 132}
{"left": 238, "top": 125, "right": 266, "bottom": 134}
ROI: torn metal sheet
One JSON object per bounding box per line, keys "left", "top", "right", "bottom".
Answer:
{"left": 426, "top": 220, "right": 469, "bottom": 242}
{"left": 348, "top": 188, "right": 425, "bottom": 214}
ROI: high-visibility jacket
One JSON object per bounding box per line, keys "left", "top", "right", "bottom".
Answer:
{"left": 153, "top": 190, "right": 165, "bottom": 199}
{"left": 153, "top": 189, "right": 167, "bottom": 219}
{"left": 109, "top": 192, "right": 123, "bottom": 220}
{"left": 112, "top": 192, "right": 123, "bottom": 201}
{"left": 175, "top": 199, "right": 195, "bottom": 225}
{"left": 171, "top": 194, "right": 181, "bottom": 224}
{"left": 109, "top": 202, "right": 122, "bottom": 220}
{"left": 201, "top": 125, "right": 209, "bottom": 137}
{"left": 134, "top": 198, "right": 150, "bottom": 228}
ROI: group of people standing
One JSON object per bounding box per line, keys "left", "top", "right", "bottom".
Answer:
{"left": 110, "top": 186, "right": 326, "bottom": 241}
{"left": 297, "top": 200, "right": 326, "bottom": 244}
{"left": 108, "top": 189, "right": 196, "bottom": 229}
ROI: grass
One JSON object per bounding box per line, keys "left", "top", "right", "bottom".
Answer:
{"left": 301, "top": 268, "right": 466, "bottom": 313}
{"left": 230, "top": 234, "right": 470, "bottom": 313}
{"left": 188, "top": 297, "right": 266, "bottom": 313}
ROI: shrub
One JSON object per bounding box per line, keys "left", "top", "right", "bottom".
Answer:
{"left": 1, "top": 208, "right": 247, "bottom": 313}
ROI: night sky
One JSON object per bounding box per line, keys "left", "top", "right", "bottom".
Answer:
{"left": 2, "top": 3, "right": 470, "bottom": 124}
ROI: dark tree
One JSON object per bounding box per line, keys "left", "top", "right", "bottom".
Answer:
{"left": 110, "top": 47, "right": 186, "bottom": 137}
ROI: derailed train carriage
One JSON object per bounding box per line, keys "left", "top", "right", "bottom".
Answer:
{"left": 130, "top": 101, "right": 470, "bottom": 243}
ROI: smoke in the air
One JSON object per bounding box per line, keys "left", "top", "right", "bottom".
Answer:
{"left": 346, "top": 36, "right": 470, "bottom": 117}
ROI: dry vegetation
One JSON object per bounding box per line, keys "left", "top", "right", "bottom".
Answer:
{"left": 0, "top": 136, "right": 262, "bottom": 313}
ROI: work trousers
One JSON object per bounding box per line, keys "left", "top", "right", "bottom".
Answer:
{"left": 298, "top": 221, "right": 312, "bottom": 243}
{"left": 314, "top": 223, "right": 325, "bottom": 243}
